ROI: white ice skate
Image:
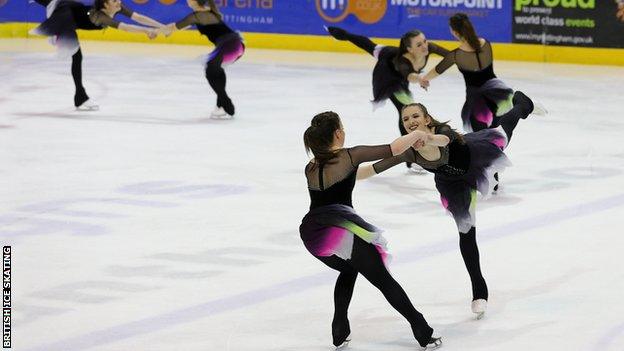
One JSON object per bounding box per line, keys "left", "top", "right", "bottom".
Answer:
{"left": 421, "top": 336, "right": 442, "bottom": 350}
{"left": 76, "top": 99, "right": 99, "bottom": 111}
{"left": 408, "top": 163, "right": 428, "bottom": 175}
{"left": 334, "top": 334, "right": 351, "bottom": 350}
{"left": 471, "top": 299, "right": 487, "bottom": 320}
{"left": 531, "top": 101, "right": 548, "bottom": 116}
{"left": 210, "top": 107, "right": 233, "bottom": 120}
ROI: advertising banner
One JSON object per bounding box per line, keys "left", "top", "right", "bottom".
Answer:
{"left": 1, "top": 0, "right": 512, "bottom": 42}
{"left": 513, "top": 0, "right": 624, "bottom": 48}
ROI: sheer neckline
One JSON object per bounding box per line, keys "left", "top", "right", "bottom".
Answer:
{"left": 456, "top": 39, "right": 487, "bottom": 53}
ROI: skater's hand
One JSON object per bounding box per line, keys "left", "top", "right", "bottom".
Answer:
{"left": 419, "top": 78, "right": 430, "bottom": 91}
{"left": 160, "top": 26, "right": 173, "bottom": 37}
{"left": 409, "top": 130, "right": 428, "bottom": 148}
{"left": 146, "top": 29, "right": 158, "bottom": 40}
{"left": 618, "top": 3, "right": 624, "bottom": 22}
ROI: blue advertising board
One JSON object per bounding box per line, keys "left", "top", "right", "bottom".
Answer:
{"left": 0, "top": 0, "right": 512, "bottom": 42}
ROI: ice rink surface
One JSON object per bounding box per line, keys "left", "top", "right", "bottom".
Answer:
{"left": 1, "top": 39, "right": 624, "bottom": 350}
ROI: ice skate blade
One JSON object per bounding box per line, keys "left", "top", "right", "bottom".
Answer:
{"left": 421, "top": 337, "right": 442, "bottom": 350}
{"left": 210, "top": 113, "right": 233, "bottom": 120}
{"left": 532, "top": 102, "right": 548, "bottom": 116}
{"left": 334, "top": 334, "right": 351, "bottom": 350}
{"left": 76, "top": 101, "right": 99, "bottom": 111}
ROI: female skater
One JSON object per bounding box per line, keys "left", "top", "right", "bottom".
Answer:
{"left": 367, "top": 93, "right": 535, "bottom": 318}
{"left": 326, "top": 26, "right": 449, "bottom": 172}
{"left": 421, "top": 13, "right": 546, "bottom": 133}
{"left": 30, "top": 0, "right": 163, "bottom": 110}
{"left": 160, "top": 0, "right": 244, "bottom": 119}
{"left": 300, "top": 111, "right": 441, "bottom": 349}
{"left": 420, "top": 13, "right": 546, "bottom": 190}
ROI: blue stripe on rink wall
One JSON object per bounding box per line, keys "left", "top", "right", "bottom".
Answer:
{"left": 0, "top": 0, "right": 512, "bottom": 42}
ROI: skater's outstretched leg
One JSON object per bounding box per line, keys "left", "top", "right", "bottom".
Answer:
{"left": 495, "top": 91, "right": 535, "bottom": 142}
{"left": 349, "top": 237, "right": 434, "bottom": 347}
{"left": 326, "top": 26, "right": 376, "bottom": 56}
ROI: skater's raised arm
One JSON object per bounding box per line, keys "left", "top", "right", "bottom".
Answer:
{"left": 420, "top": 53, "right": 452, "bottom": 87}
{"left": 117, "top": 23, "right": 157, "bottom": 38}
{"left": 389, "top": 130, "right": 428, "bottom": 156}
{"left": 369, "top": 151, "right": 414, "bottom": 176}
{"left": 130, "top": 9, "right": 164, "bottom": 28}
{"left": 90, "top": 1, "right": 158, "bottom": 38}
{"left": 160, "top": 13, "right": 198, "bottom": 35}
{"left": 427, "top": 42, "right": 451, "bottom": 57}
{"left": 425, "top": 133, "right": 451, "bottom": 147}
{"left": 356, "top": 164, "right": 377, "bottom": 180}
{"left": 347, "top": 130, "right": 428, "bottom": 167}
{"left": 160, "top": 6, "right": 220, "bottom": 36}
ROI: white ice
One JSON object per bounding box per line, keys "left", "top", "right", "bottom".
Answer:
{"left": 1, "top": 38, "right": 624, "bottom": 351}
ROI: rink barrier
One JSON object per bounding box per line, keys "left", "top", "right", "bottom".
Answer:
{"left": 1, "top": 22, "right": 623, "bottom": 67}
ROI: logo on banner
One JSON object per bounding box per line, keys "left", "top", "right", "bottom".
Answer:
{"left": 316, "top": 0, "right": 387, "bottom": 24}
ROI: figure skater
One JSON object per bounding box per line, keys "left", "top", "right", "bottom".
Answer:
{"left": 300, "top": 111, "right": 442, "bottom": 349}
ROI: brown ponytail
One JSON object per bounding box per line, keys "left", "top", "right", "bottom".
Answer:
{"left": 303, "top": 111, "right": 342, "bottom": 169}
{"left": 449, "top": 13, "right": 481, "bottom": 53}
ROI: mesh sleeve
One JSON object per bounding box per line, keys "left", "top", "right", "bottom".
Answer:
{"left": 177, "top": 11, "right": 220, "bottom": 28}
{"left": 90, "top": 11, "right": 121, "bottom": 29}
{"left": 347, "top": 145, "right": 393, "bottom": 166}
{"left": 207, "top": 0, "right": 224, "bottom": 20}
{"left": 435, "top": 51, "right": 457, "bottom": 74}
{"left": 372, "top": 150, "right": 414, "bottom": 174}
{"left": 176, "top": 13, "right": 197, "bottom": 29}
{"left": 119, "top": 4, "right": 134, "bottom": 17}
{"left": 453, "top": 41, "right": 493, "bottom": 71}
{"left": 428, "top": 42, "right": 450, "bottom": 57}
{"left": 395, "top": 57, "right": 416, "bottom": 78}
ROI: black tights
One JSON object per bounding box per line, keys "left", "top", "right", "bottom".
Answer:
{"left": 494, "top": 91, "right": 534, "bottom": 143}
{"left": 459, "top": 226, "right": 488, "bottom": 301}
{"left": 327, "top": 27, "right": 376, "bottom": 56}
{"left": 490, "top": 91, "right": 534, "bottom": 188}
{"left": 316, "top": 236, "right": 433, "bottom": 347}
{"left": 35, "top": 0, "right": 90, "bottom": 107}
{"left": 34, "top": 0, "right": 88, "bottom": 106}
{"left": 72, "top": 49, "right": 89, "bottom": 107}
{"left": 205, "top": 55, "right": 234, "bottom": 115}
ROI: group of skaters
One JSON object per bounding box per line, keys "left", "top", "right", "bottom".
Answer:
{"left": 302, "top": 13, "right": 547, "bottom": 351}
{"left": 31, "top": 2, "right": 548, "bottom": 349}
{"left": 31, "top": 0, "right": 243, "bottom": 118}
